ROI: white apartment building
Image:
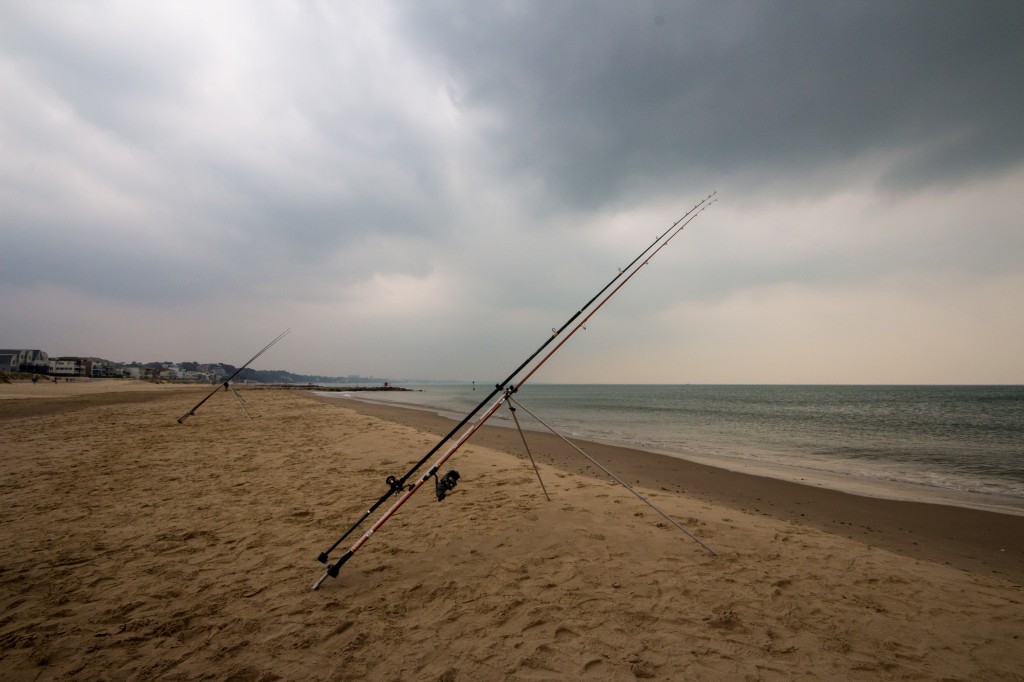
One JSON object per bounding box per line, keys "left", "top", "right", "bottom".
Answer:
{"left": 49, "top": 358, "right": 82, "bottom": 376}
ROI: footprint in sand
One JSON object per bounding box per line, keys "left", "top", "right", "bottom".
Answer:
{"left": 554, "top": 627, "right": 578, "bottom": 642}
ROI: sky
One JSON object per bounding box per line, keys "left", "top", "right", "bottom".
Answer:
{"left": 1, "top": 1, "right": 1022, "bottom": 384}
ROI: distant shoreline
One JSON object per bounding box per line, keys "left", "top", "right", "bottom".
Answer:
{"left": 241, "top": 383, "right": 416, "bottom": 392}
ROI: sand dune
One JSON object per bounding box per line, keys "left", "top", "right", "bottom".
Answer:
{"left": 1, "top": 383, "right": 1022, "bottom": 680}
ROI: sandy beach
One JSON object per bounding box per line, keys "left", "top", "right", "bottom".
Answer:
{"left": 2, "top": 380, "right": 1022, "bottom": 680}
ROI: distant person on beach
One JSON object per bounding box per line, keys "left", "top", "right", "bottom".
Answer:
{"left": 31, "top": 374, "right": 38, "bottom": 385}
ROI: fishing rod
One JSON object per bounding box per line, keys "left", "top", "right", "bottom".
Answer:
{"left": 177, "top": 329, "right": 291, "bottom": 423}
{"left": 313, "top": 196, "right": 716, "bottom": 589}
{"left": 314, "top": 193, "right": 716, "bottom": 567}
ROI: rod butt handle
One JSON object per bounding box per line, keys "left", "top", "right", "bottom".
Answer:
{"left": 312, "top": 551, "right": 353, "bottom": 591}
{"left": 327, "top": 551, "right": 353, "bottom": 578}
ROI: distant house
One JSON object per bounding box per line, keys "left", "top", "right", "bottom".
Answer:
{"left": 84, "top": 358, "right": 116, "bottom": 377}
{"left": 0, "top": 352, "right": 16, "bottom": 373}
{"left": 49, "top": 358, "right": 82, "bottom": 376}
{"left": 0, "top": 349, "right": 50, "bottom": 373}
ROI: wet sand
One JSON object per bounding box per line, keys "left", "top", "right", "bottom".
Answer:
{"left": 1, "top": 382, "right": 1022, "bottom": 680}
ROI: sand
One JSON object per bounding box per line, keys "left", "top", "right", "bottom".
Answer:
{"left": 1, "top": 381, "right": 1022, "bottom": 680}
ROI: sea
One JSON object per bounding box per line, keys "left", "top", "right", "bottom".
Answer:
{"left": 314, "top": 384, "right": 1024, "bottom": 515}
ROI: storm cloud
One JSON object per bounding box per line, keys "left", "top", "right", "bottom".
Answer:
{"left": 1, "top": 1, "right": 1021, "bottom": 383}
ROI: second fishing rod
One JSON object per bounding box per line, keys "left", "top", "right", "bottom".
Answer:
{"left": 177, "top": 328, "right": 291, "bottom": 424}
{"left": 315, "top": 192, "right": 715, "bottom": 567}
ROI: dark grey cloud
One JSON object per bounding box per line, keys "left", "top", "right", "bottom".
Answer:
{"left": 1, "top": 1, "right": 1021, "bottom": 382}
{"left": 397, "top": 1, "right": 1024, "bottom": 207}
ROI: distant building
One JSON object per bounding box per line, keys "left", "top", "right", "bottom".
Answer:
{"left": 85, "top": 358, "right": 116, "bottom": 377}
{"left": 0, "top": 349, "right": 50, "bottom": 373}
{"left": 49, "top": 358, "right": 82, "bottom": 376}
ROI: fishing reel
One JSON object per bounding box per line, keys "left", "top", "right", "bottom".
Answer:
{"left": 434, "top": 470, "right": 460, "bottom": 502}
{"left": 385, "top": 475, "right": 416, "bottom": 493}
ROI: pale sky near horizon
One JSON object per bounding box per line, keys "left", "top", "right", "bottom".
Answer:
{"left": 1, "top": 1, "right": 1022, "bottom": 384}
